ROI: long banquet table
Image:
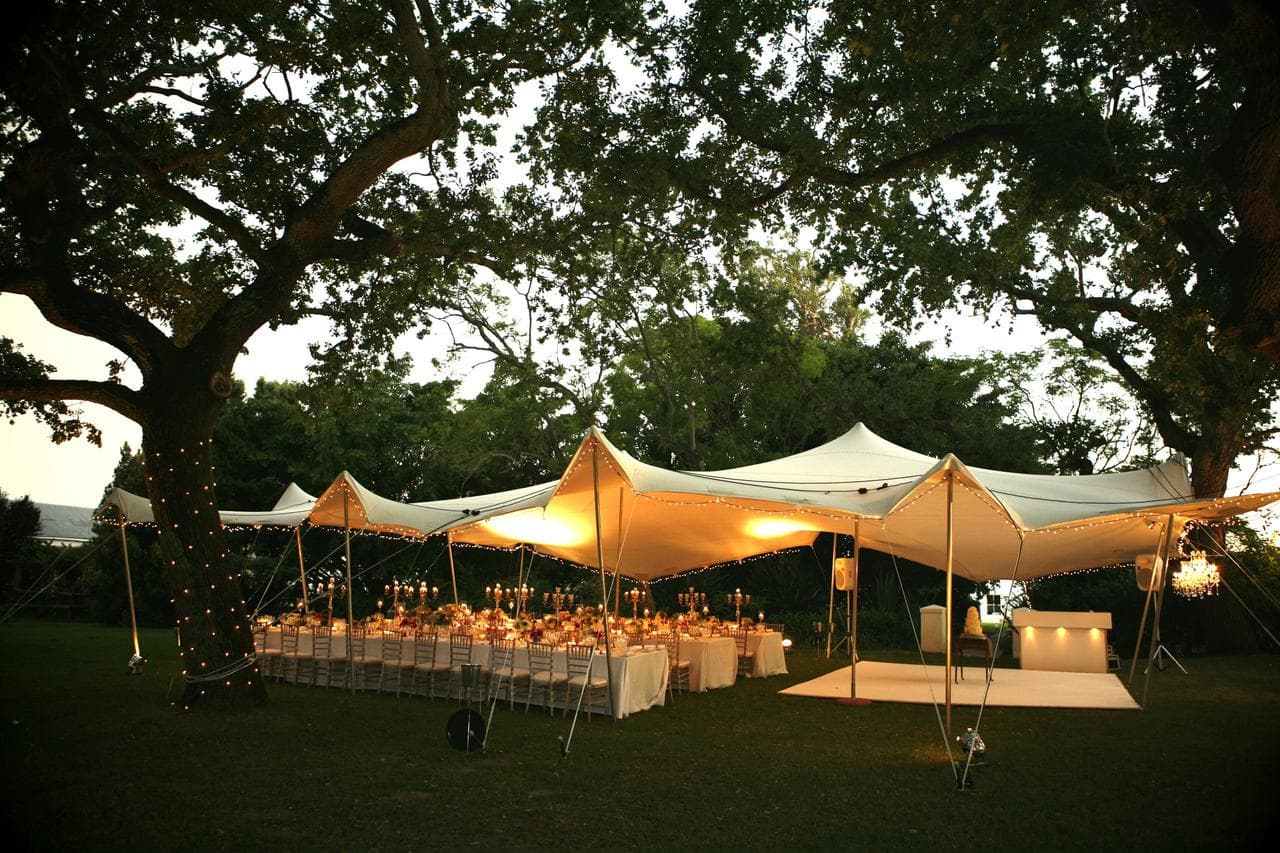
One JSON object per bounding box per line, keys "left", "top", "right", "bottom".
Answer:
{"left": 259, "top": 627, "right": 667, "bottom": 719}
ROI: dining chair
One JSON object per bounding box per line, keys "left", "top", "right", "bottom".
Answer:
{"left": 659, "top": 633, "right": 690, "bottom": 697}
{"left": 331, "top": 626, "right": 366, "bottom": 691}
{"left": 732, "top": 627, "right": 755, "bottom": 678}
{"left": 404, "top": 628, "right": 446, "bottom": 698}
{"left": 304, "top": 626, "right": 332, "bottom": 687}
{"left": 376, "top": 629, "right": 404, "bottom": 694}
{"left": 525, "top": 641, "right": 567, "bottom": 715}
{"left": 484, "top": 638, "right": 530, "bottom": 710}
{"left": 564, "top": 643, "right": 609, "bottom": 720}
{"left": 253, "top": 625, "right": 277, "bottom": 680}
{"left": 445, "top": 632, "right": 475, "bottom": 703}
{"left": 278, "top": 625, "right": 300, "bottom": 683}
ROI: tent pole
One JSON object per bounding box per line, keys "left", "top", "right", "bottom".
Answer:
{"left": 118, "top": 516, "right": 141, "bottom": 660}
{"left": 826, "top": 533, "right": 837, "bottom": 658}
{"left": 1141, "top": 515, "right": 1180, "bottom": 709}
{"left": 515, "top": 546, "right": 526, "bottom": 621}
{"left": 343, "top": 488, "right": 356, "bottom": 696}
{"left": 850, "top": 523, "right": 860, "bottom": 702}
{"left": 591, "top": 438, "right": 617, "bottom": 721}
{"left": 446, "top": 532, "right": 459, "bottom": 606}
{"left": 295, "top": 527, "right": 309, "bottom": 614}
{"left": 944, "top": 471, "right": 955, "bottom": 736}
{"left": 615, "top": 486, "right": 624, "bottom": 619}
{"left": 1129, "top": 515, "right": 1174, "bottom": 683}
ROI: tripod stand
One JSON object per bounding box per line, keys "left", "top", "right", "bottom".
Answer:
{"left": 1145, "top": 642, "right": 1187, "bottom": 675}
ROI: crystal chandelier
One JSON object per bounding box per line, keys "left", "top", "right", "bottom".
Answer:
{"left": 1172, "top": 550, "right": 1221, "bottom": 598}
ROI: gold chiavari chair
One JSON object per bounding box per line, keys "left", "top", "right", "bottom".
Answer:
{"left": 483, "top": 638, "right": 530, "bottom": 710}
{"left": 732, "top": 627, "right": 755, "bottom": 678}
{"left": 525, "top": 641, "right": 567, "bottom": 714}
{"left": 403, "top": 628, "right": 447, "bottom": 698}
{"left": 374, "top": 629, "right": 403, "bottom": 694}
{"left": 278, "top": 625, "right": 300, "bottom": 684}
{"left": 445, "top": 632, "right": 475, "bottom": 703}
{"left": 564, "top": 643, "right": 610, "bottom": 720}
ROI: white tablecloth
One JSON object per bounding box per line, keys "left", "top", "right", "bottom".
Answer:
{"left": 747, "top": 631, "right": 788, "bottom": 677}
{"left": 679, "top": 636, "right": 737, "bottom": 691}
{"left": 260, "top": 628, "right": 667, "bottom": 719}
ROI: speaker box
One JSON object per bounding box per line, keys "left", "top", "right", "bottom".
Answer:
{"left": 1135, "top": 554, "right": 1163, "bottom": 592}
{"left": 834, "top": 556, "right": 858, "bottom": 591}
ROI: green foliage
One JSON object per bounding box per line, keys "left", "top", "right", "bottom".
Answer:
{"left": 0, "top": 490, "right": 41, "bottom": 592}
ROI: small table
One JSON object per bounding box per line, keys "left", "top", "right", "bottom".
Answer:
{"left": 954, "top": 634, "right": 993, "bottom": 682}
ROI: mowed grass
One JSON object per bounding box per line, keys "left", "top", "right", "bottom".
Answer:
{"left": 1, "top": 620, "right": 1277, "bottom": 851}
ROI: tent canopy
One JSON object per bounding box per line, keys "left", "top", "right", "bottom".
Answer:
{"left": 452, "top": 425, "right": 1279, "bottom": 582}
{"left": 100, "top": 424, "right": 1279, "bottom": 583}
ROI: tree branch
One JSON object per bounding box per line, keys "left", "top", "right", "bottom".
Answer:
{"left": 0, "top": 377, "right": 145, "bottom": 423}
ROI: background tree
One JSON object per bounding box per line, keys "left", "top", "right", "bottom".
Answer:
{"left": 0, "top": 491, "right": 41, "bottom": 595}
{"left": 531, "top": 0, "right": 1280, "bottom": 500}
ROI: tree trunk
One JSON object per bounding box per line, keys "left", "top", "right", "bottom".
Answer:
{"left": 1187, "top": 418, "right": 1260, "bottom": 652}
{"left": 142, "top": 378, "right": 266, "bottom": 709}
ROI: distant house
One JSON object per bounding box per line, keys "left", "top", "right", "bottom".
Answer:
{"left": 33, "top": 503, "right": 95, "bottom": 547}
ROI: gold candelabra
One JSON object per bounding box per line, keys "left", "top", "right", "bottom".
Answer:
{"left": 543, "top": 586, "right": 574, "bottom": 612}
{"left": 316, "top": 577, "right": 346, "bottom": 625}
{"left": 417, "top": 582, "right": 440, "bottom": 602}
{"left": 485, "top": 583, "right": 508, "bottom": 610}
{"left": 625, "top": 588, "right": 643, "bottom": 619}
{"left": 678, "top": 587, "right": 706, "bottom": 616}
{"left": 727, "top": 588, "right": 751, "bottom": 625}
{"left": 510, "top": 583, "right": 535, "bottom": 616}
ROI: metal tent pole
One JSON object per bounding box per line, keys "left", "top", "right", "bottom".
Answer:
{"left": 850, "top": 523, "right": 861, "bottom": 703}
{"left": 118, "top": 516, "right": 141, "bottom": 660}
{"left": 343, "top": 488, "right": 356, "bottom": 696}
{"left": 1129, "top": 515, "right": 1174, "bottom": 684}
{"left": 295, "top": 527, "right": 309, "bottom": 613}
{"left": 826, "top": 533, "right": 837, "bottom": 658}
{"left": 591, "top": 438, "right": 616, "bottom": 721}
{"left": 446, "top": 532, "right": 459, "bottom": 605}
{"left": 944, "top": 472, "right": 955, "bottom": 736}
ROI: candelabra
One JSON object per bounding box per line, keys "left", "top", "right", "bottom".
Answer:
{"left": 485, "top": 583, "right": 508, "bottom": 610}
{"left": 417, "top": 582, "right": 440, "bottom": 603}
{"left": 624, "top": 588, "right": 643, "bottom": 620}
{"left": 727, "top": 588, "right": 751, "bottom": 625}
{"left": 508, "top": 583, "right": 534, "bottom": 616}
{"left": 543, "top": 586, "right": 575, "bottom": 612}
{"left": 678, "top": 587, "right": 706, "bottom": 616}
{"left": 385, "top": 578, "right": 411, "bottom": 613}
{"left": 316, "top": 577, "right": 346, "bottom": 625}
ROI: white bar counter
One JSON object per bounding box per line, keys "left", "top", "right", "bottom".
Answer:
{"left": 1011, "top": 609, "right": 1112, "bottom": 673}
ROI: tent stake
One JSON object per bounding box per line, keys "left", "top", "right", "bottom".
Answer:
{"left": 343, "top": 488, "right": 356, "bottom": 696}
{"left": 591, "top": 437, "right": 617, "bottom": 721}
{"left": 118, "top": 516, "right": 141, "bottom": 660}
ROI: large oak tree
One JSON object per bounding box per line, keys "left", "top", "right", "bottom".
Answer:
{"left": 0, "top": 0, "right": 645, "bottom": 708}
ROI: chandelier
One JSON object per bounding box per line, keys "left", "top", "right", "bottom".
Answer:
{"left": 1172, "top": 550, "right": 1221, "bottom": 598}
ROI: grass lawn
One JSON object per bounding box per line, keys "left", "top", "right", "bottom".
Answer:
{"left": 2, "top": 620, "right": 1277, "bottom": 851}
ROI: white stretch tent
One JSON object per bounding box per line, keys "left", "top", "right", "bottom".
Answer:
{"left": 99, "top": 425, "right": 1280, "bottom": 582}
{"left": 451, "top": 424, "right": 1280, "bottom": 582}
